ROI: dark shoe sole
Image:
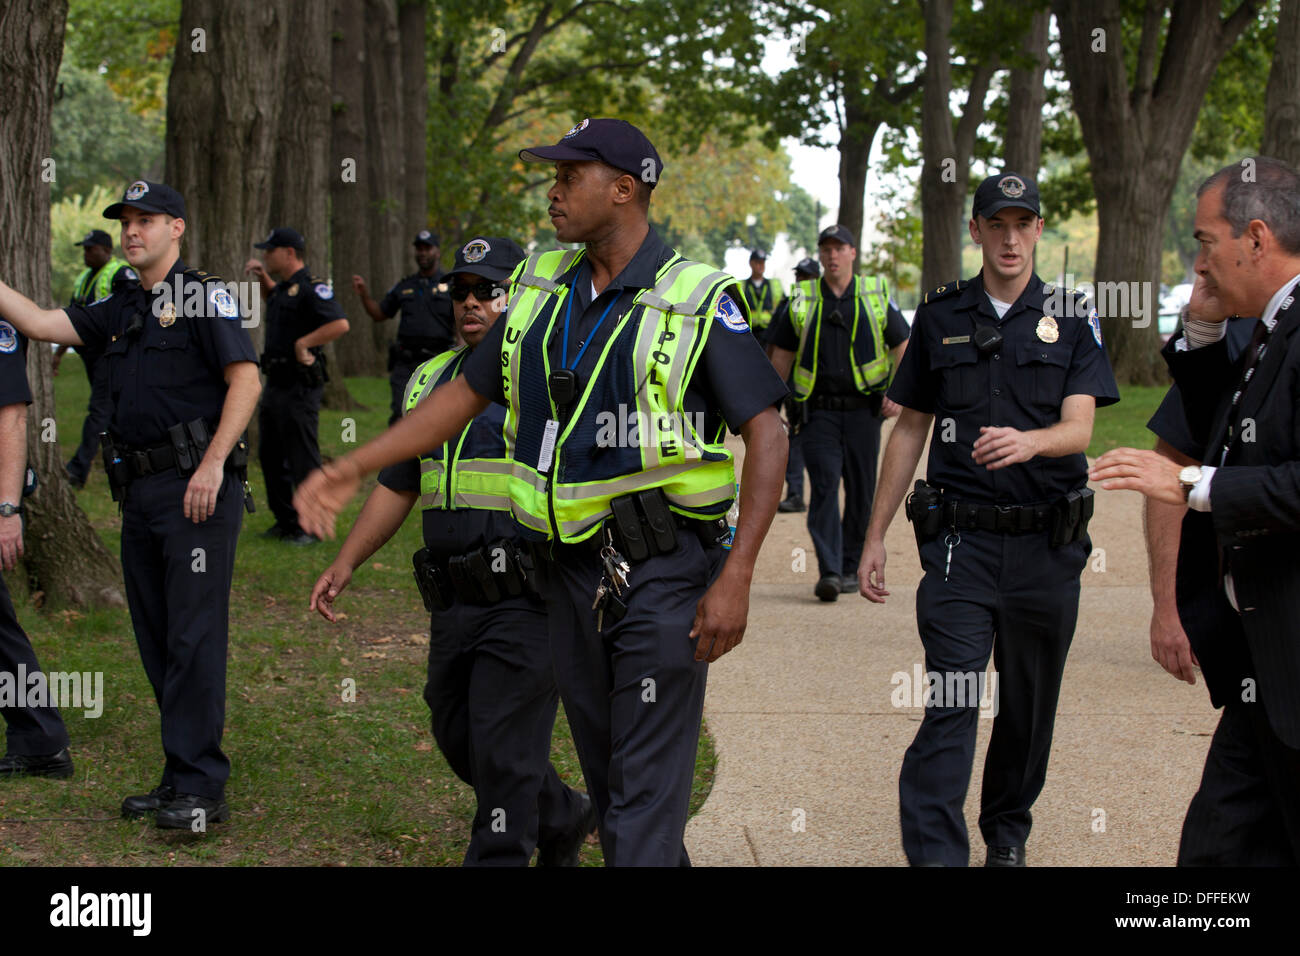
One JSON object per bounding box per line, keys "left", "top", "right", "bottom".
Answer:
{"left": 814, "top": 579, "right": 839, "bottom": 602}
{"left": 155, "top": 804, "right": 230, "bottom": 830}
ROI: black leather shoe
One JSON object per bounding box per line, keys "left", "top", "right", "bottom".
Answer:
{"left": 985, "top": 845, "right": 1026, "bottom": 867}
{"left": 0, "top": 749, "right": 74, "bottom": 779}
{"left": 121, "top": 785, "right": 176, "bottom": 818}
{"left": 777, "top": 494, "right": 805, "bottom": 513}
{"left": 284, "top": 531, "right": 319, "bottom": 546}
{"left": 839, "top": 574, "right": 859, "bottom": 594}
{"left": 261, "top": 524, "right": 289, "bottom": 539}
{"left": 155, "top": 793, "right": 229, "bottom": 830}
{"left": 538, "top": 793, "right": 598, "bottom": 867}
{"left": 814, "top": 574, "right": 840, "bottom": 602}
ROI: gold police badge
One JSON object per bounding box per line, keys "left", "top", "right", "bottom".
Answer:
{"left": 1035, "top": 315, "right": 1059, "bottom": 343}
{"left": 159, "top": 301, "right": 176, "bottom": 328}
{"left": 288, "top": 283, "right": 299, "bottom": 297}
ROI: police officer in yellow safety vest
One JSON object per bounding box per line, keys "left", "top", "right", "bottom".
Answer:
{"left": 308, "top": 236, "right": 595, "bottom": 866}
{"left": 742, "top": 248, "right": 783, "bottom": 339}
{"left": 767, "top": 224, "right": 910, "bottom": 602}
{"left": 55, "top": 229, "right": 132, "bottom": 489}
{"left": 293, "top": 118, "right": 790, "bottom": 867}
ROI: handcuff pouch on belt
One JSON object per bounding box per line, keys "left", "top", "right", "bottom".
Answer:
{"left": 101, "top": 420, "right": 255, "bottom": 513}
{"left": 411, "top": 538, "right": 540, "bottom": 612}
{"left": 905, "top": 479, "right": 1092, "bottom": 550}
{"left": 605, "top": 487, "right": 730, "bottom": 563}
{"left": 261, "top": 350, "right": 328, "bottom": 388}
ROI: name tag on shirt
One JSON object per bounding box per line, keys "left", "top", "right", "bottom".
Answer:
{"left": 942, "top": 335, "right": 971, "bottom": 345}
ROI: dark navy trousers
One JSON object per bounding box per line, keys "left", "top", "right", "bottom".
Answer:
{"left": 0, "top": 569, "right": 70, "bottom": 756}
{"left": 66, "top": 350, "right": 111, "bottom": 486}
{"left": 423, "top": 595, "right": 585, "bottom": 866}
{"left": 121, "top": 470, "right": 242, "bottom": 798}
{"left": 258, "top": 381, "right": 323, "bottom": 534}
{"left": 538, "top": 531, "right": 725, "bottom": 866}
{"left": 899, "top": 528, "right": 1087, "bottom": 865}
{"left": 801, "top": 407, "right": 882, "bottom": 580}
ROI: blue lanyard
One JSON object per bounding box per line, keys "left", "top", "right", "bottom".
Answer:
{"left": 561, "top": 266, "right": 618, "bottom": 370}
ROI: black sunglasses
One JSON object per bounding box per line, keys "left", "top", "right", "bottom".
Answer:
{"left": 449, "top": 280, "right": 503, "bottom": 302}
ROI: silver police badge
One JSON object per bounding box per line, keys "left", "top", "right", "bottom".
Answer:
{"left": 563, "top": 118, "right": 590, "bottom": 139}
{"left": 125, "top": 181, "right": 149, "bottom": 201}
{"left": 999, "top": 175, "right": 1026, "bottom": 199}
{"left": 462, "top": 239, "right": 491, "bottom": 263}
{"left": 1035, "top": 315, "right": 1059, "bottom": 343}
{"left": 159, "top": 301, "right": 176, "bottom": 327}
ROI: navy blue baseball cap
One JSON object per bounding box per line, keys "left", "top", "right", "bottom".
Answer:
{"left": 794, "top": 257, "right": 821, "bottom": 278}
{"left": 749, "top": 248, "right": 768, "bottom": 260}
{"left": 74, "top": 229, "right": 113, "bottom": 248}
{"left": 817, "top": 224, "right": 855, "bottom": 247}
{"left": 103, "top": 180, "right": 186, "bottom": 219}
{"left": 519, "top": 118, "right": 664, "bottom": 189}
{"left": 973, "top": 172, "right": 1040, "bottom": 219}
{"left": 413, "top": 229, "right": 440, "bottom": 247}
{"left": 254, "top": 227, "right": 306, "bottom": 251}
{"left": 446, "top": 236, "right": 527, "bottom": 283}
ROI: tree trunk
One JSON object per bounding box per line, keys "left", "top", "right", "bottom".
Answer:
{"left": 270, "top": 0, "right": 356, "bottom": 411}
{"left": 0, "top": 0, "right": 124, "bottom": 609}
{"left": 1004, "top": 5, "right": 1049, "bottom": 178}
{"left": 1053, "top": 0, "right": 1260, "bottom": 385}
{"left": 836, "top": 94, "right": 880, "bottom": 264}
{"left": 399, "top": 0, "right": 430, "bottom": 242}
{"left": 330, "top": 0, "right": 386, "bottom": 379}
{"left": 920, "top": 0, "right": 998, "bottom": 290}
{"left": 1263, "top": 0, "right": 1300, "bottom": 167}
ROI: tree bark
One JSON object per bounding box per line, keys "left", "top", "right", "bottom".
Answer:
{"left": 1263, "top": 0, "right": 1300, "bottom": 168}
{"left": 1004, "top": 4, "right": 1050, "bottom": 178}
{"left": 0, "top": 0, "right": 124, "bottom": 609}
{"left": 399, "top": 0, "right": 430, "bottom": 242}
{"left": 920, "top": 0, "right": 998, "bottom": 290}
{"left": 270, "top": 0, "right": 356, "bottom": 410}
{"left": 836, "top": 93, "right": 880, "bottom": 263}
{"left": 1054, "top": 0, "right": 1260, "bottom": 385}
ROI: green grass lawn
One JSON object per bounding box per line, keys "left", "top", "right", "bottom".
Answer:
{"left": 0, "top": 355, "right": 715, "bottom": 866}
{"left": 1087, "top": 384, "right": 1171, "bottom": 458}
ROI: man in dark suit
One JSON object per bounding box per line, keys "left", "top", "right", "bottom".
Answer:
{"left": 1091, "top": 156, "right": 1300, "bottom": 865}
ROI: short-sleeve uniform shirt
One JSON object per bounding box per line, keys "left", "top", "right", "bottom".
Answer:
{"left": 461, "top": 226, "right": 788, "bottom": 436}
{"left": 887, "top": 271, "right": 1120, "bottom": 504}
{"left": 0, "top": 320, "right": 31, "bottom": 407}
{"left": 65, "top": 258, "right": 259, "bottom": 448}
{"left": 1146, "top": 315, "right": 1257, "bottom": 461}
{"left": 379, "top": 271, "right": 456, "bottom": 350}
{"left": 766, "top": 278, "right": 911, "bottom": 396}
{"left": 264, "top": 266, "right": 345, "bottom": 359}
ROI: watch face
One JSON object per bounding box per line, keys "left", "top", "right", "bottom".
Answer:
{"left": 1179, "top": 465, "right": 1202, "bottom": 484}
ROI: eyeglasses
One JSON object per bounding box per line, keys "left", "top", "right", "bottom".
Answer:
{"left": 450, "top": 281, "right": 502, "bottom": 302}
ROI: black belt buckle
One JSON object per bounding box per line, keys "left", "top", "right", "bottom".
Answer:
{"left": 549, "top": 369, "right": 577, "bottom": 408}
{"left": 994, "top": 506, "right": 1015, "bottom": 534}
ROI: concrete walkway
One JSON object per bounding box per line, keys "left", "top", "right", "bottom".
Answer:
{"left": 684, "top": 421, "right": 1218, "bottom": 866}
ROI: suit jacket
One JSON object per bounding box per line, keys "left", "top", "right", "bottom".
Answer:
{"left": 1165, "top": 280, "right": 1300, "bottom": 748}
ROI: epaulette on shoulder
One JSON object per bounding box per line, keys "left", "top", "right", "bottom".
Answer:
{"left": 922, "top": 279, "right": 965, "bottom": 305}
{"left": 184, "top": 268, "right": 224, "bottom": 284}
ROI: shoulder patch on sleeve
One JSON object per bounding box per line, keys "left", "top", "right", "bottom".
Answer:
{"left": 0, "top": 320, "right": 18, "bottom": 354}
{"left": 713, "top": 292, "right": 749, "bottom": 333}
{"left": 1088, "top": 307, "right": 1103, "bottom": 348}
{"left": 313, "top": 282, "right": 334, "bottom": 300}
{"left": 209, "top": 286, "right": 239, "bottom": 320}
{"left": 922, "top": 279, "right": 964, "bottom": 305}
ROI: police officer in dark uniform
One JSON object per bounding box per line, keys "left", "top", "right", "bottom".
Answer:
{"left": 294, "top": 118, "right": 790, "bottom": 867}
{"left": 1142, "top": 315, "right": 1255, "bottom": 685}
{"left": 0, "top": 179, "right": 262, "bottom": 827}
{"left": 768, "top": 225, "right": 910, "bottom": 602}
{"left": 859, "top": 173, "right": 1119, "bottom": 866}
{"left": 0, "top": 319, "right": 73, "bottom": 780}
{"left": 352, "top": 230, "right": 457, "bottom": 424}
{"left": 768, "top": 256, "right": 821, "bottom": 513}
{"left": 309, "top": 236, "right": 595, "bottom": 865}
{"left": 245, "top": 228, "right": 349, "bottom": 544}
{"left": 56, "top": 229, "right": 131, "bottom": 489}
{"left": 741, "top": 248, "right": 782, "bottom": 341}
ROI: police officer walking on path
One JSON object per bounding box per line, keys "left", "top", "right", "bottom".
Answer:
{"left": 245, "top": 228, "right": 349, "bottom": 544}
{"left": 768, "top": 256, "right": 821, "bottom": 513}
{"left": 351, "top": 229, "right": 456, "bottom": 425}
{"left": 859, "top": 173, "right": 1119, "bottom": 866}
{"left": 56, "top": 229, "right": 131, "bottom": 489}
{"left": 293, "top": 118, "right": 789, "bottom": 866}
{"left": 309, "top": 236, "right": 595, "bottom": 865}
{"left": 0, "top": 320, "right": 74, "bottom": 780}
{"left": 0, "top": 179, "right": 262, "bottom": 828}
{"left": 768, "top": 224, "right": 910, "bottom": 602}
{"left": 741, "top": 248, "right": 782, "bottom": 341}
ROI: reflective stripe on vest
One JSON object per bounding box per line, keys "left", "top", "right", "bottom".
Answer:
{"left": 742, "top": 277, "right": 783, "bottom": 330}
{"left": 73, "top": 258, "right": 129, "bottom": 305}
{"left": 403, "top": 349, "right": 513, "bottom": 512}
{"left": 788, "top": 275, "right": 892, "bottom": 400}
{"left": 501, "top": 250, "right": 737, "bottom": 543}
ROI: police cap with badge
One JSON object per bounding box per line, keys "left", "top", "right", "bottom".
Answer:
{"left": 445, "top": 236, "right": 527, "bottom": 293}
{"left": 75, "top": 229, "right": 114, "bottom": 249}
{"left": 104, "top": 180, "right": 186, "bottom": 220}
{"left": 413, "top": 229, "right": 440, "bottom": 248}
{"left": 254, "top": 227, "right": 306, "bottom": 251}
{"left": 794, "top": 257, "right": 820, "bottom": 280}
{"left": 519, "top": 117, "right": 664, "bottom": 189}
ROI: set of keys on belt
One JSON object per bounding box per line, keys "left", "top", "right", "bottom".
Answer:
{"left": 591, "top": 527, "right": 632, "bottom": 632}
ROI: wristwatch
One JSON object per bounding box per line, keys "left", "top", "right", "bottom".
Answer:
{"left": 1178, "top": 465, "right": 1203, "bottom": 502}
{"left": 0, "top": 502, "right": 22, "bottom": 518}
